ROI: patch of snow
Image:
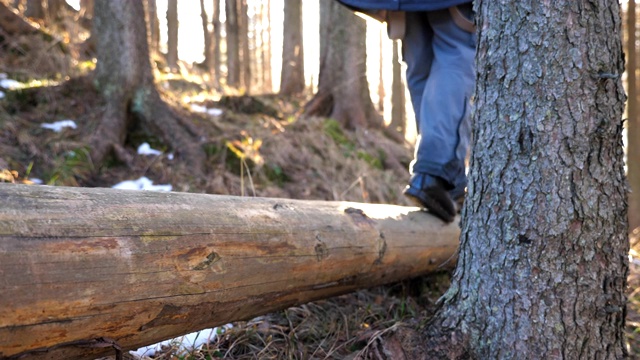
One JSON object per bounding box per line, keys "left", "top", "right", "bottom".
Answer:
{"left": 190, "top": 104, "right": 208, "bottom": 113}
{"left": 0, "top": 78, "right": 22, "bottom": 90}
{"left": 30, "top": 178, "right": 43, "bottom": 184}
{"left": 112, "top": 177, "right": 172, "bottom": 192}
{"left": 206, "top": 108, "right": 224, "bottom": 116}
{"left": 130, "top": 325, "right": 232, "bottom": 358}
{"left": 190, "top": 104, "right": 224, "bottom": 117}
{"left": 40, "top": 120, "right": 77, "bottom": 132}
{"left": 0, "top": 91, "right": 4, "bottom": 99}
{"left": 168, "top": 153, "right": 174, "bottom": 160}
{"left": 137, "top": 142, "right": 163, "bottom": 156}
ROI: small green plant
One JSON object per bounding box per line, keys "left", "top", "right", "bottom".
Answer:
{"left": 47, "top": 147, "right": 94, "bottom": 186}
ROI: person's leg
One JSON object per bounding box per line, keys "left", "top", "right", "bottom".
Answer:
{"left": 402, "top": 11, "right": 433, "bottom": 128}
{"left": 411, "top": 5, "right": 475, "bottom": 195}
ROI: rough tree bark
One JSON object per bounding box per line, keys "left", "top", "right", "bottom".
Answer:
{"left": 628, "top": 1, "right": 640, "bottom": 232}
{"left": 395, "top": 1, "right": 629, "bottom": 358}
{"left": 279, "top": 0, "right": 304, "bottom": 96}
{"left": 226, "top": 0, "right": 240, "bottom": 87}
{"left": 166, "top": 0, "right": 178, "bottom": 72}
{"left": 91, "top": 0, "right": 205, "bottom": 175}
{"left": 0, "top": 184, "right": 460, "bottom": 360}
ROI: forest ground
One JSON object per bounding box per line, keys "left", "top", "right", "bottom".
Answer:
{"left": 2, "top": 33, "right": 640, "bottom": 360}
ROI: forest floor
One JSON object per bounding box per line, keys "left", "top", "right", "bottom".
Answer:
{"left": 2, "top": 35, "right": 640, "bottom": 360}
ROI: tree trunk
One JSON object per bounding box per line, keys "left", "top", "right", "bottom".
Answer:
{"left": 389, "top": 40, "right": 405, "bottom": 138}
{"left": 377, "top": 30, "right": 385, "bottom": 112}
{"left": 199, "top": 0, "right": 213, "bottom": 71}
{"left": 0, "top": 183, "right": 460, "bottom": 360}
{"left": 239, "top": 0, "right": 251, "bottom": 92}
{"left": 279, "top": 0, "right": 304, "bottom": 96}
{"left": 45, "top": 0, "right": 63, "bottom": 23}
{"left": 79, "top": 0, "right": 93, "bottom": 19}
{"left": 146, "top": 0, "right": 159, "bottom": 54}
{"left": 166, "top": 0, "right": 178, "bottom": 72}
{"left": 212, "top": 0, "right": 221, "bottom": 88}
{"left": 263, "top": 0, "right": 272, "bottom": 92}
{"left": 399, "top": 1, "right": 629, "bottom": 358}
{"left": 226, "top": 0, "right": 240, "bottom": 87}
{"left": 91, "top": 0, "right": 205, "bottom": 175}
{"left": 304, "top": 2, "right": 381, "bottom": 130}
{"left": 628, "top": 1, "right": 640, "bottom": 232}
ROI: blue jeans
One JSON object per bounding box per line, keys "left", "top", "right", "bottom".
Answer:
{"left": 402, "top": 5, "right": 475, "bottom": 195}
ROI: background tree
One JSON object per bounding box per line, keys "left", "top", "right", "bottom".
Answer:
{"left": 389, "top": 40, "right": 405, "bottom": 138}
{"left": 279, "top": 0, "right": 304, "bottom": 96}
{"left": 628, "top": 1, "right": 640, "bottom": 232}
{"left": 261, "top": 0, "right": 272, "bottom": 92}
{"left": 212, "top": 0, "right": 221, "bottom": 89}
{"left": 147, "top": 0, "right": 160, "bottom": 54}
{"left": 199, "top": 0, "right": 213, "bottom": 70}
{"left": 166, "top": 0, "right": 178, "bottom": 72}
{"left": 226, "top": 0, "right": 240, "bottom": 87}
{"left": 239, "top": 0, "right": 250, "bottom": 92}
{"left": 394, "top": 1, "right": 629, "bottom": 357}
{"left": 304, "top": 1, "right": 381, "bottom": 130}
{"left": 91, "top": 0, "right": 205, "bottom": 174}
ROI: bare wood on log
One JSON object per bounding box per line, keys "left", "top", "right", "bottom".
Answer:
{"left": 0, "top": 184, "right": 460, "bottom": 359}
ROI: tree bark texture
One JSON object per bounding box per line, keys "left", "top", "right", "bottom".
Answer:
{"left": 420, "top": 1, "right": 629, "bottom": 359}
{"left": 0, "top": 184, "right": 460, "bottom": 360}
{"left": 91, "top": 0, "right": 205, "bottom": 173}
{"left": 279, "top": 0, "right": 304, "bottom": 96}
{"left": 627, "top": 1, "right": 640, "bottom": 232}
{"left": 304, "top": 2, "right": 381, "bottom": 130}
{"left": 226, "top": 0, "right": 240, "bottom": 87}
{"left": 166, "top": 0, "right": 178, "bottom": 72}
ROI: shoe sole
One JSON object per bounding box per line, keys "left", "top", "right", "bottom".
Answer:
{"left": 404, "top": 191, "right": 455, "bottom": 223}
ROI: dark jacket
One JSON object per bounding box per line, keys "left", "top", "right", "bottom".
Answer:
{"left": 337, "top": 0, "right": 471, "bottom": 12}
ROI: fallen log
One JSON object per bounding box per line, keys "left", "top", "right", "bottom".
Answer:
{"left": 0, "top": 184, "right": 460, "bottom": 359}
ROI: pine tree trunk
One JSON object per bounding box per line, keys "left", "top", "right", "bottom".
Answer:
{"left": 628, "top": 1, "right": 640, "bottom": 232}
{"left": 212, "top": 0, "right": 221, "bottom": 88}
{"left": 404, "top": 1, "right": 629, "bottom": 358}
{"left": 240, "top": 0, "right": 251, "bottom": 92}
{"left": 263, "top": 0, "right": 272, "bottom": 92}
{"left": 147, "top": 0, "right": 159, "bottom": 54}
{"left": 91, "top": 0, "right": 205, "bottom": 175}
{"left": 0, "top": 184, "right": 460, "bottom": 360}
{"left": 199, "top": 0, "right": 213, "bottom": 72}
{"left": 389, "top": 40, "right": 405, "bottom": 137}
{"left": 280, "top": 0, "right": 304, "bottom": 96}
{"left": 226, "top": 0, "right": 240, "bottom": 87}
{"left": 166, "top": 0, "right": 178, "bottom": 72}
{"left": 304, "top": 2, "right": 381, "bottom": 130}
